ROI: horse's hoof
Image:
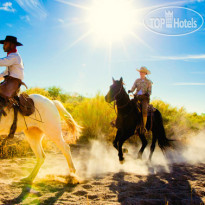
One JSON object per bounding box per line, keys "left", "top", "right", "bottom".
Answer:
{"left": 70, "top": 168, "right": 76, "bottom": 174}
{"left": 119, "top": 158, "right": 125, "bottom": 164}
{"left": 120, "top": 160, "right": 125, "bottom": 164}
{"left": 122, "top": 148, "right": 128, "bottom": 154}
{"left": 68, "top": 173, "right": 82, "bottom": 184}
{"left": 137, "top": 155, "right": 142, "bottom": 160}
{"left": 148, "top": 166, "right": 155, "bottom": 174}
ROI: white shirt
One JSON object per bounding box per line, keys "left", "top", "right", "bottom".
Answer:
{"left": 0, "top": 52, "right": 24, "bottom": 81}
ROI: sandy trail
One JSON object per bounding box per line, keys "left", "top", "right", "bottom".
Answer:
{"left": 0, "top": 137, "right": 205, "bottom": 205}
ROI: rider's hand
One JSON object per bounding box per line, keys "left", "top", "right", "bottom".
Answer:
{"left": 128, "top": 90, "right": 131, "bottom": 93}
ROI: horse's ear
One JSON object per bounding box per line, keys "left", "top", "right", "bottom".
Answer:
{"left": 120, "top": 77, "right": 123, "bottom": 82}
{"left": 112, "top": 77, "right": 115, "bottom": 83}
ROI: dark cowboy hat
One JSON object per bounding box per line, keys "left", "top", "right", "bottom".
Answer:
{"left": 0, "top": 36, "right": 23, "bottom": 46}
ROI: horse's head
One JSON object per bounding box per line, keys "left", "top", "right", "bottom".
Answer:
{"left": 105, "top": 77, "right": 124, "bottom": 103}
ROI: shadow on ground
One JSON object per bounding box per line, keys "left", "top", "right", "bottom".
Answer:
{"left": 3, "top": 177, "right": 78, "bottom": 205}
{"left": 109, "top": 164, "right": 204, "bottom": 205}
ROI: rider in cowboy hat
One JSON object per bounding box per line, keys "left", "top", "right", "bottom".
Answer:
{"left": 128, "top": 66, "right": 152, "bottom": 134}
{"left": 0, "top": 35, "right": 24, "bottom": 127}
{"left": 0, "top": 35, "right": 25, "bottom": 138}
{"left": 0, "top": 36, "right": 24, "bottom": 100}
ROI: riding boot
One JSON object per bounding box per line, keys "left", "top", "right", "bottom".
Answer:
{"left": 8, "top": 106, "right": 18, "bottom": 139}
{"left": 0, "top": 98, "right": 7, "bottom": 120}
{"left": 143, "top": 116, "right": 148, "bottom": 134}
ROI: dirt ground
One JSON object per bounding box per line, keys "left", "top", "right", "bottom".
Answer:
{"left": 0, "top": 139, "right": 205, "bottom": 205}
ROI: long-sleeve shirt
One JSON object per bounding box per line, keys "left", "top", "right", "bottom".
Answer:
{"left": 130, "top": 78, "right": 152, "bottom": 96}
{"left": 0, "top": 52, "right": 24, "bottom": 81}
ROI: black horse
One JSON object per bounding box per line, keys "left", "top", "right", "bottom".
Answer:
{"left": 105, "top": 77, "right": 172, "bottom": 162}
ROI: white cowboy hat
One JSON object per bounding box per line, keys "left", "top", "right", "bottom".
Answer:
{"left": 136, "top": 66, "right": 151, "bottom": 75}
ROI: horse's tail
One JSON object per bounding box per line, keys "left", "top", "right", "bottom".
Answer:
{"left": 155, "top": 109, "right": 173, "bottom": 152}
{"left": 53, "top": 100, "right": 81, "bottom": 140}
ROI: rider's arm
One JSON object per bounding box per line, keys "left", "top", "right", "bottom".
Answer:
{"left": 147, "top": 81, "right": 152, "bottom": 95}
{"left": 130, "top": 79, "right": 138, "bottom": 92}
{"left": 0, "top": 67, "right": 8, "bottom": 81}
{"left": 0, "top": 76, "right": 4, "bottom": 81}
{"left": 0, "top": 72, "right": 6, "bottom": 81}
{"left": 0, "top": 55, "right": 16, "bottom": 67}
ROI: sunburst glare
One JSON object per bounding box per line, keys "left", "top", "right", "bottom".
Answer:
{"left": 86, "top": 0, "right": 137, "bottom": 44}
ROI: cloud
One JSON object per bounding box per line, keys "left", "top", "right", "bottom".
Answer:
{"left": 20, "top": 15, "right": 31, "bottom": 23}
{"left": 0, "top": 2, "right": 15, "bottom": 12}
{"left": 153, "top": 54, "right": 205, "bottom": 61}
{"left": 58, "top": 18, "right": 65, "bottom": 24}
{"left": 15, "top": 0, "right": 47, "bottom": 19}
{"left": 55, "top": 0, "right": 89, "bottom": 10}
{"left": 173, "top": 82, "right": 205, "bottom": 86}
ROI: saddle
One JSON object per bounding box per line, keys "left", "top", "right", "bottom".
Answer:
{"left": 0, "top": 93, "right": 35, "bottom": 139}
{"left": 19, "top": 93, "right": 35, "bottom": 116}
{"left": 134, "top": 98, "right": 156, "bottom": 115}
{"left": 133, "top": 98, "right": 156, "bottom": 132}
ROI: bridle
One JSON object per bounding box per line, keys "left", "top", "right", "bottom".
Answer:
{"left": 110, "top": 83, "right": 130, "bottom": 110}
{"left": 113, "top": 83, "right": 123, "bottom": 101}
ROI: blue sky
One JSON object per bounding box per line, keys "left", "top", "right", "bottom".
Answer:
{"left": 0, "top": 0, "right": 205, "bottom": 114}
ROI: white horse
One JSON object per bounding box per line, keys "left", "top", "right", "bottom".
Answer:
{"left": 0, "top": 94, "right": 81, "bottom": 183}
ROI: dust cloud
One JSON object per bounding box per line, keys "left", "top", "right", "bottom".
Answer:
{"left": 73, "top": 130, "right": 205, "bottom": 178}
{"left": 36, "top": 130, "right": 205, "bottom": 181}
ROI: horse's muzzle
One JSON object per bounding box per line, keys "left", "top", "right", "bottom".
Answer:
{"left": 105, "top": 94, "right": 111, "bottom": 103}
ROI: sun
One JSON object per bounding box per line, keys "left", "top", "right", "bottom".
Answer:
{"left": 57, "top": 0, "right": 150, "bottom": 50}
{"left": 86, "top": 0, "right": 137, "bottom": 44}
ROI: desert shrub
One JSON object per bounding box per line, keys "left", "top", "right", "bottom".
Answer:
{"left": 151, "top": 99, "right": 205, "bottom": 140}
{"left": 25, "top": 87, "right": 51, "bottom": 98}
{"left": 72, "top": 94, "right": 116, "bottom": 142}
{"left": 0, "top": 138, "right": 32, "bottom": 159}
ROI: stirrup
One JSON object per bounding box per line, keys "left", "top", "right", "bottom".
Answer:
{"left": 140, "top": 127, "right": 148, "bottom": 135}
{"left": 144, "top": 128, "right": 149, "bottom": 136}
{"left": 110, "top": 120, "right": 116, "bottom": 127}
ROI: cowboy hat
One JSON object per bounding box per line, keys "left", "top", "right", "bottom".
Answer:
{"left": 136, "top": 66, "right": 151, "bottom": 75}
{"left": 0, "top": 36, "right": 23, "bottom": 46}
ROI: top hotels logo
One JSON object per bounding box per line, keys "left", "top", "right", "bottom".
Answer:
{"left": 144, "top": 6, "right": 204, "bottom": 36}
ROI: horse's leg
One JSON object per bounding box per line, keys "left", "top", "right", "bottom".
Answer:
{"left": 148, "top": 130, "right": 157, "bottom": 161}
{"left": 113, "top": 130, "right": 121, "bottom": 150}
{"left": 118, "top": 138, "right": 126, "bottom": 162}
{"left": 45, "top": 128, "right": 76, "bottom": 174}
{"left": 53, "top": 136, "right": 76, "bottom": 173}
{"left": 118, "top": 133, "right": 128, "bottom": 162}
{"left": 22, "top": 127, "right": 45, "bottom": 183}
{"left": 137, "top": 132, "right": 148, "bottom": 159}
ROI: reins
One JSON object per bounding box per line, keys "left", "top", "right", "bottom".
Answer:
{"left": 109, "top": 83, "right": 131, "bottom": 114}
{"left": 114, "top": 84, "right": 130, "bottom": 109}
{"left": 113, "top": 83, "right": 124, "bottom": 101}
